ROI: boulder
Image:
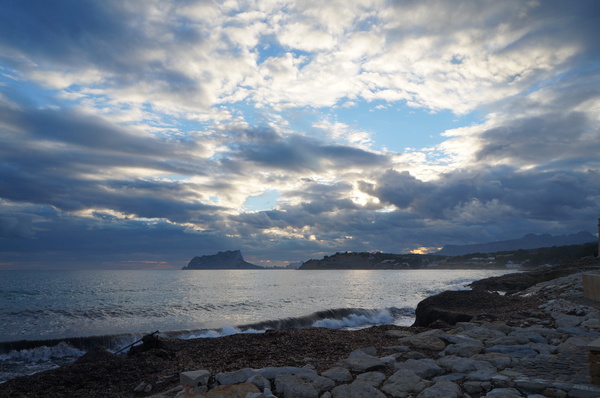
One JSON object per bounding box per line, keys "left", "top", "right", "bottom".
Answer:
{"left": 337, "top": 354, "right": 386, "bottom": 372}
{"left": 381, "top": 369, "right": 433, "bottom": 397}
{"left": 247, "top": 374, "right": 270, "bottom": 392}
{"left": 552, "top": 312, "right": 583, "bottom": 328}
{"left": 331, "top": 381, "right": 386, "bottom": 398}
{"left": 417, "top": 379, "right": 462, "bottom": 398}
{"left": 471, "top": 353, "right": 512, "bottom": 370}
{"left": 443, "top": 342, "right": 484, "bottom": 357}
{"left": 256, "top": 366, "right": 315, "bottom": 380}
{"left": 436, "top": 355, "right": 495, "bottom": 374}
{"left": 508, "top": 330, "right": 547, "bottom": 344}
{"left": 74, "top": 346, "right": 120, "bottom": 364}
{"left": 394, "top": 359, "right": 443, "bottom": 379}
{"left": 460, "top": 326, "right": 505, "bottom": 341}
{"left": 483, "top": 387, "right": 523, "bottom": 397}
{"left": 274, "top": 372, "right": 335, "bottom": 397}
{"left": 355, "top": 371, "right": 386, "bottom": 387}
{"left": 321, "top": 367, "right": 352, "bottom": 383}
{"left": 181, "top": 370, "right": 211, "bottom": 388}
{"left": 204, "top": 382, "right": 260, "bottom": 397}
{"left": 413, "top": 290, "right": 523, "bottom": 327}
{"left": 350, "top": 347, "right": 377, "bottom": 356}
{"left": 274, "top": 375, "right": 319, "bottom": 398}
{"left": 400, "top": 334, "right": 446, "bottom": 351}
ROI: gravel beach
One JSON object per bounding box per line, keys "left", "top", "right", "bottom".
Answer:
{"left": 1, "top": 257, "right": 600, "bottom": 398}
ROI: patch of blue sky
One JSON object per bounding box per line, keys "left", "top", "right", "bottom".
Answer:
{"left": 332, "top": 99, "right": 482, "bottom": 152}
{"left": 0, "top": 72, "right": 61, "bottom": 109}
{"left": 244, "top": 190, "right": 280, "bottom": 212}
{"left": 256, "top": 35, "right": 312, "bottom": 66}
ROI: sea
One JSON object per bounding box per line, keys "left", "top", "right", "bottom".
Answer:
{"left": 0, "top": 268, "right": 514, "bottom": 383}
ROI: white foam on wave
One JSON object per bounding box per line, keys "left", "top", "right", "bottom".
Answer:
{"left": 180, "top": 325, "right": 266, "bottom": 339}
{"left": 0, "top": 341, "right": 85, "bottom": 363}
{"left": 311, "top": 309, "right": 394, "bottom": 330}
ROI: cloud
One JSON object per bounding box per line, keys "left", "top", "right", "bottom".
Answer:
{"left": 0, "top": 0, "right": 599, "bottom": 268}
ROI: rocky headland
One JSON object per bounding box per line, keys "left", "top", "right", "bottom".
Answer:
{"left": 2, "top": 257, "right": 600, "bottom": 398}
{"left": 183, "top": 250, "right": 262, "bottom": 270}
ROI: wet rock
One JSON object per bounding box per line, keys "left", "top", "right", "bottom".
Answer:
{"left": 74, "top": 346, "right": 120, "bottom": 364}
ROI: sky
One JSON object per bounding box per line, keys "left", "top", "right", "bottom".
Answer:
{"left": 1, "top": 0, "right": 599, "bottom": 270}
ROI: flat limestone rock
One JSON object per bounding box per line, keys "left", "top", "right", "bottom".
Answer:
{"left": 417, "top": 379, "right": 462, "bottom": 398}
{"left": 484, "top": 344, "right": 538, "bottom": 358}
{"left": 381, "top": 369, "right": 433, "bottom": 397}
{"left": 180, "top": 370, "right": 211, "bottom": 388}
{"left": 400, "top": 334, "right": 446, "bottom": 351}
{"left": 321, "top": 367, "right": 352, "bottom": 383}
{"left": 394, "top": 359, "right": 443, "bottom": 379}
{"left": 275, "top": 374, "right": 319, "bottom": 398}
{"left": 337, "top": 354, "right": 386, "bottom": 372}
{"left": 331, "top": 381, "right": 387, "bottom": 398}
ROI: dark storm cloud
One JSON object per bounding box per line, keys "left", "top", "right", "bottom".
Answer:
{"left": 0, "top": 205, "right": 239, "bottom": 269}
{"left": 238, "top": 134, "right": 388, "bottom": 172}
{"left": 0, "top": 0, "right": 208, "bottom": 103}
{"left": 0, "top": 1, "right": 136, "bottom": 69}
{"left": 363, "top": 167, "right": 600, "bottom": 225}
{"left": 1, "top": 104, "right": 173, "bottom": 155}
{"left": 0, "top": 212, "right": 34, "bottom": 239}
{"left": 0, "top": 99, "right": 220, "bottom": 221}
{"left": 475, "top": 112, "right": 600, "bottom": 168}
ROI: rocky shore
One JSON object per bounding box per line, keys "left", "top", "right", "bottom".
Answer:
{"left": 2, "top": 258, "right": 600, "bottom": 398}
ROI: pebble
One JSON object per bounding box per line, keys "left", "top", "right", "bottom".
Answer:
{"left": 147, "top": 270, "right": 600, "bottom": 398}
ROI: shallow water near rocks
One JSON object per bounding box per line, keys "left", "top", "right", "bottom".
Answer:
{"left": 0, "top": 268, "right": 512, "bottom": 382}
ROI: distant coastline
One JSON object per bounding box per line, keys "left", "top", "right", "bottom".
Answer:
{"left": 298, "top": 242, "right": 597, "bottom": 270}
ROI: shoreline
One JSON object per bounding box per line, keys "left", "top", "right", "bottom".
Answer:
{"left": 1, "top": 258, "right": 600, "bottom": 397}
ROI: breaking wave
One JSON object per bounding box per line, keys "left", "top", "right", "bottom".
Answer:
{"left": 0, "top": 306, "right": 412, "bottom": 383}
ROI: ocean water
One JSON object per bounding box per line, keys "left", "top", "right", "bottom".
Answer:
{"left": 0, "top": 268, "right": 513, "bottom": 383}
